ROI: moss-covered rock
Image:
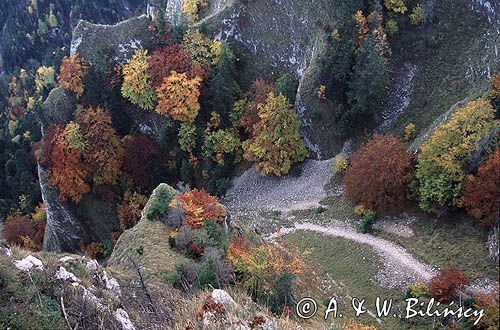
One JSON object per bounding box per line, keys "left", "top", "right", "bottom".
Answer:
{"left": 40, "top": 87, "right": 77, "bottom": 127}
{"left": 107, "top": 219, "right": 187, "bottom": 284}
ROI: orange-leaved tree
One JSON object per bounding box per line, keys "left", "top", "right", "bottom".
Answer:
{"left": 243, "top": 92, "right": 308, "bottom": 176}
{"left": 155, "top": 71, "right": 202, "bottom": 123}
{"left": 344, "top": 134, "right": 415, "bottom": 212}
{"left": 227, "top": 237, "right": 313, "bottom": 299}
{"left": 77, "top": 106, "right": 124, "bottom": 186}
{"left": 58, "top": 53, "right": 88, "bottom": 98}
{"left": 49, "top": 121, "right": 90, "bottom": 203}
{"left": 173, "top": 188, "right": 226, "bottom": 229}
{"left": 461, "top": 148, "right": 500, "bottom": 227}
{"left": 118, "top": 191, "right": 148, "bottom": 230}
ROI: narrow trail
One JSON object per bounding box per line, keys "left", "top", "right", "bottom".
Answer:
{"left": 226, "top": 160, "right": 496, "bottom": 292}
{"left": 225, "top": 159, "right": 438, "bottom": 289}
{"left": 268, "top": 220, "right": 437, "bottom": 290}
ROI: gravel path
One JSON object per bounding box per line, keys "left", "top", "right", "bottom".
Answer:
{"left": 269, "top": 221, "right": 437, "bottom": 290}
{"left": 224, "top": 159, "right": 333, "bottom": 213}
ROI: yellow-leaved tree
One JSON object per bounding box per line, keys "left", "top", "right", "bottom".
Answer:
{"left": 121, "top": 49, "right": 156, "bottom": 111}
{"left": 155, "top": 71, "right": 202, "bottom": 123}
{"left": 416, "top": 98, "right": 497, "bottom": 211}
{"left": 384, "top": 0, "right": 407, "bottom": 13}
{"left": 243, "top": 92, "right": 308, "bottom": 176}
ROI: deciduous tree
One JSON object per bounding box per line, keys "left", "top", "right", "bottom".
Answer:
{"left": 427, "top": 269, "right": 470, "bottom": 303}
{"left": 344, "top": 135, "right": 414, "bottom": 211}
{"left": 78, "top": 107, "right": 124, "bottom": 186}
{"left": 58, "top": 53, "right": 87, "bottom": 98}
{"left": 147, "top": 44, "right": 204, "bottom": 88}
{"left": 118, "top": 191, "right": 148, "bottom": 229}
{"left": 48, "top": 122, "right": 90, "bottom": 203}
{"left": 416, "top": 99, "right": 496, "bottom": 212}
{"left": 239, "top": 79, "right": 275, "bottom": 133}
{"left": 173, "top": 189, "right": 226, "bottom": 229}
{"left": 155, "top": 71, "right": 202, "bottom": 123}
{"left": 243, "top": 92, "right": 308, "bottom": 176}
{"left": 384, "top": 0, "right": 407, "bottom": 13}
{"left": 461, "top": 149, "right": 500, "bottom": 227}
{"left": 121, "top": 49, "right": 156, "bottom": 111}
{"left": 122, "top": 134, "right": 163, "bottom": 190}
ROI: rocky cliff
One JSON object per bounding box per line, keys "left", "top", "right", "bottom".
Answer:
{"left": 40, "top": 0, "right": 499, "bottom": 251}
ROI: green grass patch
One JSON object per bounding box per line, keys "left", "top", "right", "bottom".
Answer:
{"left": 284, "top": 231, "right": 429, "bottom": 329}
{"left": 375, "top": 215, "right": 498, "bottom": 281}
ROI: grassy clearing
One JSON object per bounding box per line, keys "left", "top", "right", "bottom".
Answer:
{"left": 374, "top": 215, "right": 498, "bottom": 281}
{"left": 284, "top": 231, "right": 432, "bottom": 329}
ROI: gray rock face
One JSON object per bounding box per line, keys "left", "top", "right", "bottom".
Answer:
{"left": 71, "top": 15, "right": 151, "bottom": 65}
{"left": 39, "top": 164, "right": 87, "bottom": 252}
{"left": 487, "top": 226, "right": 499, "bottom": 263}
{"left": 41, "top": 87, "right": 77, "bottom": 127}
{"left": 40, "top": 16, "right": 154, "bottom": 253}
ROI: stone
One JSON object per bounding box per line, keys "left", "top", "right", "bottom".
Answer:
{"left": 86, "top": 259, "right": 99, "bottom": 272}
{"left": 59, "top": 256, "right": 75, "bottom": 263}
{"left": 211, "top": 289, "right": 236, "bottom": 306}
{"left": 14, "top": 255, "right": 44, "bottom": 272}
{"left": 55, "top": 266, "right": 78, "bottom": 282}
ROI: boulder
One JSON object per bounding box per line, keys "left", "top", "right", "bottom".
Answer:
{"left": 14, "top": 255, "right": 44, "bottom": 272}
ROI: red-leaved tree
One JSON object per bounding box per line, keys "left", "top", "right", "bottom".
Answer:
{"left": 3, "top": 215, "right": 44, "bottom": 251}
{"left": 344, "top": 134, "right": 415, "bottom": 212}
{"left": 461, "top": 149, "right": 500, "bottom": 227}
{"left": 122, "top": 134, "right": 163, "bottom": 190}
{"left": 427, "top": 268, "right": 470, "bottom": 303}
{"left": 147, "top": 44, "right": 204, "bottom": 88}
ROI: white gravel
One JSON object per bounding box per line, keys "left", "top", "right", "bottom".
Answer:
{"left": 224, "top": 159, "right": 333, "bottom": 213}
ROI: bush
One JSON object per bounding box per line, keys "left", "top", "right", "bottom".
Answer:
{"left": 473, "top": 290, "right": 499, "bottom": 329}
{"left": 406, "top": 282, "right": 429, "bottom": 299}
{"left": 404, "top": 123, "right": 416, "bottom": 141}
{"left": 117, "top": 192, "right": 148, "bottom": 230}
{"left": 427, "top": 269, "right": 470, "bottom": 303}
{"left": 80, "top": 241, "right": 104, "bottom": 259}
{"left": 174, "top": 189, "right": 226, "bottom": 229}
{"left": 385, "top": 19, "right": 399, "bottom": 36}
{"left": 344, "top": 135, "right": 415, "bottom": 212}
{"left": 3, "top": 214, "right": 43, "bottom": 251}
{"left": 145, "top": 184, "right": 177, "bottom": 221}
{"left": 332, "top": 154, "right": 349, "bottom": 174}
{"left": 358, "top": 216, "right": 375, "bottom": 234}
{"left": 195, "top": 256, "right": 219, "bottom": 289}
{"left": 343, "top": 319, "right": 377, "bottom": 330}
